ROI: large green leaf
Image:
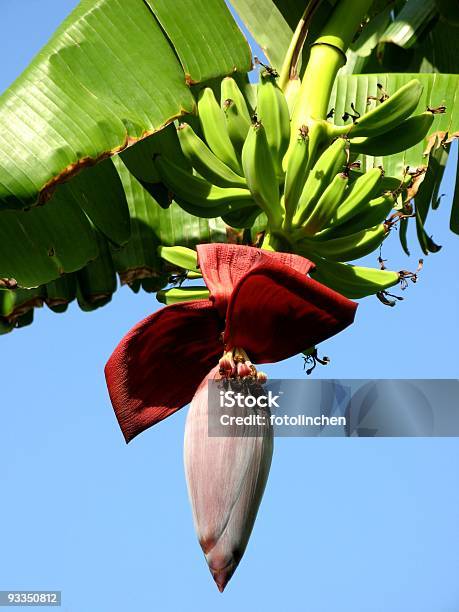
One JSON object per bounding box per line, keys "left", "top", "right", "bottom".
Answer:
{"left": 0, "top": 0, "right": 251, "bottom": 210}
{"left": 65, "top": 158, "right": 131, "bottom": 247}
{"left": 147, "top": 0, "right": 251, "bottom": 83}
{"left": 0, "top": 156, "right": 132, "bottom": 288}
{"left": 0, "top": 190, "right": 98, "bottom": 288}
{"left": 0, "top": 154, "right": 233, "bottom": 333}
{"left": 379, "top": 0, "right": 437, "bottom": 48}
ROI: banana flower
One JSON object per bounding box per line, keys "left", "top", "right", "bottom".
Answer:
{"left": 184, "top": 365, "right": 273, "bottom": 591}
{"left": 105, "top": 243, "right": 357, "bottom": 589}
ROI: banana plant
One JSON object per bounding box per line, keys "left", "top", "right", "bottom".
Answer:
{"left": 1, "top": 0, "right": 458, "bottom": 331}
{"left": 1, "top": 0, "right": 459, "bottom": 592}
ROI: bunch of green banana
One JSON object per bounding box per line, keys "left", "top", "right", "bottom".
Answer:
{"left": 153, "top": 69, "right": 434, "bottom": 281}
{"left": 330, "top": 78, "right": 439, "bottom": 156}
{"left": 153, "top": 72, "right": 291, "bottom": 230}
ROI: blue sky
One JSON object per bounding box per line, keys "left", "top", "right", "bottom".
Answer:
{"left": 1, "top": 2, "right": 459, "bottom": 611}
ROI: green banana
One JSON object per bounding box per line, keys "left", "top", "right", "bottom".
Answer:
{"left": 348, "top": 79, "right": 423, "bottom": 138}
{"left": 256, "top": 70, "right": 291, "bottom": 179}
{"left": 293, "top": 137, "right": 348, "bottom": 227}
{"left": 157, "top": 286, "right": 210, "bottom": 305}
{"left": 328, "top": 193, "right": 395, "bottom": 239}
{"left": 300, "top": 172, "right": 349, "bottom": 236}
{"left": 322, "top": 193, "right": 395, "bottom": 237}
{"left": 311, "top": 259, "right": 400, "bottom": 299}
{"left": 299, "top": 223, "right": 388, "bottom": 262}
{"left": 350, "top": 112, "right": 434, "bottom": 156}
{"left": 283, "top": 126, "right": 310, "bottom": 229}
{"left": 197, "top": 87, "right": 242, "bottom": 173}
{"left": 158, "top": 246, "right": 199, "bottom": 272}
{"left": 155, "top": 155, "right": 252, "bottom": 209}
{"left": 328, "top": 167, "right": 383, "bottom": 226}
{"left": 177, "top": 123, "right": 246, "bottom": 188}
{"left": 242, "top": 121, "right": 283, "bottom": 227}
{"left": 221, "top": 77, "right": 251, "bottom": 153}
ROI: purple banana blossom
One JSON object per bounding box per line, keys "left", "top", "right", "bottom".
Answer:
{"left": 184, "top": 366, "right": 273, "bottom": 592}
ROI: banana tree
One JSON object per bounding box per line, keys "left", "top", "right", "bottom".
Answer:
{"left": 1, "top": 0, "right": 458, "bottom": 592}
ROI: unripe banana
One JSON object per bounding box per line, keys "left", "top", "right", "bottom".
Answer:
{"left": 283, "top": 126, "right": 309, "bottom": 229}
{"left": 157, "top": 286, "right": 210, "bottom": 305}
{"left": 177, "top": 123, "right": 246, "bottom": 188}
{"left": 242, "top": 121, "right": 283, "bottom": 227}
{"left": 350, "top": 112, "right": 434, "bottom": 156}
{"left": 293, "top": 137, "right": 348, "bottom": 227}
{"left": 256, "top": 71, "right": 291, "bottom": 180}
{"left": 299, "top": 223, "right": 388, "bottom": 262}
{"left": 329, "top": 167, "right": 383, "bottom": 226}
{"left": 221, "top": 77, "right": 251, "bottom": 153}
{"left": 197, "top": 87, "right": 242, "bottom": 173}
{"left": 322, "top": 193, "right": 395, "bottom": 237}
{"left": 311, "top": 259, "right": 400, "bottom": 298}
{"left": 158, "top": 245, "right": 199, "bottom": 272}
{"left": 300, "top": 172, "right": 349, "bottom": 237}
{"left": 155, "top": 155, "right": 252, "bottom": 209}
{"left": 347, "top": 79, "right": 423, "bottom": 138}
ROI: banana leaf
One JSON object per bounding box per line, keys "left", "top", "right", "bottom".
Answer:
{"left": 0, "top": 155, "right": 232, "bottom": 333}
{"left": 345, "top": 1, "right": 459, "bottom": 75}
{"left": 0, "top": 0, "right": 251, "bottom": 210}
{"left": 379, "top": 0, "right": 437, "bottom": 49}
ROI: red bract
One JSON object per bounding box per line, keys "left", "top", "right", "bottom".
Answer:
{"left": 105, "top": 244, "right": 357, "bottom": 442}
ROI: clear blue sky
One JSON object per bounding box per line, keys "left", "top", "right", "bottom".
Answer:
{"left": 1, "top": 2, "right": 459, "bottom": 611}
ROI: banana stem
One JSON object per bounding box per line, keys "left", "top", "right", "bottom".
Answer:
{"left": 292, "top": 0, "right": 373, "bottom": 124}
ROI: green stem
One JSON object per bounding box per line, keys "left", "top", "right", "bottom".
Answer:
{"left": 292, "top": 0, "right": 373, "bottom": 124}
